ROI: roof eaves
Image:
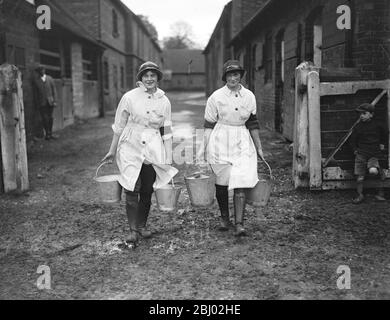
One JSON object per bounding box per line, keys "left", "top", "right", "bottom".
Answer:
{"left": 229, "top": 0, "right": 275, "bottom": 47}
{"left": 43, "top": 0, "right": 103, "bottom": 48}
{"left": 203, "top": 1, "right": 232, "bottom": 54}
{"left": 113, "top": 0, "right": 162, "bottom": 52}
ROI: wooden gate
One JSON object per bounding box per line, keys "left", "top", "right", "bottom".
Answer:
{"left": 293, "top": 63, "right": 390, "bottom": 190}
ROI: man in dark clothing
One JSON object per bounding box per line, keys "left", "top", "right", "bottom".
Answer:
{"left": 350, "top": 103, "right": 388, "bottom": 204}
{"left": 32, "top": 66, "right": 58, "bottom": 140}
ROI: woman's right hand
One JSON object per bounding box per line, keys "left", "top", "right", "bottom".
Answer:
{"left": 100, "top": 151, "right": 115, "bottom": 164}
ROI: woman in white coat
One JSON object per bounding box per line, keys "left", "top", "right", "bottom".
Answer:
{"left": 204, "top": 60, "right": 264, "bottom": 237}
{"left": 102, "top": 61, "right": 178, "bottom": 245}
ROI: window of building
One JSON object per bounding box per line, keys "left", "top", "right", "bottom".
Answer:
{"left": 39, "top": 36, "right": 61, "bottom": 78}
{"left": 113, "top": 65, "right": 118, "bottom": 89}
{"left": 276, "top": 30, "right": 285, "bottom": 83}
{"left": 82, "top": 47, "right": 98, "bottom": 80}
{"left": 103, "top": 59, "right": 109, "bottom": 90}
{"left": 263, "top": 33, "right": 273, "bottom": 83}
{"left": 112, "top": 10, "right": 119, "bottom": 38}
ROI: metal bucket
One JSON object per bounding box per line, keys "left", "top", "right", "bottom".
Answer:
{"left": 155, "top": 183, "right": 182, "bottom": 212}
{"left": 94, "top": 162, "right": 122, "bottom": 203}
{"left": 246, "top": 160, "right": 273, "bottom": 207}
{"left": 184, "top": 172, "right": 216, "bottom": 208}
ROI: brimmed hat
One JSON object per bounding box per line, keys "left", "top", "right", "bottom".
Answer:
{"left": 356, "top": 103, "right": 375, "bottom": 113}
{"left": 35, "top": 64, "right": 45, "bottom": 72}
{"left": 137, "top": 61, "right": 163, "bottom": 81}
{"left": 222, "top": 60, "right": 245, "bottom": 82}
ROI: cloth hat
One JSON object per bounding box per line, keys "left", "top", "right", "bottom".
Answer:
{"left": 222, "top": 60, "right": 245, "bottom": 82}
{"left": 356, "top": 103, "right": 375, "bottom": 113}
{"left": 137, "top": 61, "right": 163, "bottom": 81}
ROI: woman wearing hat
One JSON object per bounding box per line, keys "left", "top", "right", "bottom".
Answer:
{"left": 203, "top": 60, "right": 264, "bottom": 236}
{"left": 101, "top": 61, "right": 178, "bottom": 245}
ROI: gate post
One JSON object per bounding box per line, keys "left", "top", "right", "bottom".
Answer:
{"left": 307, "top": 70, "right": 322, "bottom": 189}
{"left": 293, "top": 62, "right": 311, "bottom": 188}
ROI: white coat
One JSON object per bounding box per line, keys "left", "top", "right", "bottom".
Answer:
{"left": 112, "top": 85, "right": 178, "bottom": 191}
{"left": 205, "top": 85, "right": 259, "bottom": 190}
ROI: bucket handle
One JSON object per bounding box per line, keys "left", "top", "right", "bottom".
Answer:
{"left": 95, "top": 161, "right": 110, "bottom": 178}
{"left": 262, "top": 159, "right": 274, "bottom": 180}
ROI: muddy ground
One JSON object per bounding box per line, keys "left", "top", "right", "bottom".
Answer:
{"left": 0, "top": 91, "right": 389, "bottom": 300}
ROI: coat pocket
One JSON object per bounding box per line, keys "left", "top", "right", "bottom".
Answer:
{"left": 238, "top": 105, "right": 252, "bottom": 120}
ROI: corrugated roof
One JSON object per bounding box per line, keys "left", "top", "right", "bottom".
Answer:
{"left": 163, "top": 49, "right": 205, "bottom": 73}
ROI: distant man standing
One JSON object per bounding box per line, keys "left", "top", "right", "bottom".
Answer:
{"left": 33, "top": 66, "right": 58, "bottom": 140}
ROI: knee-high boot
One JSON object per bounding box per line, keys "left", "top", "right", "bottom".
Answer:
{"left": 137, "top": 192, "right": 153, "bottom": 238}
{"left": 216, "top": 184, "right": 231, "bottom": 231}
{"left": 125, "top": 190, "right": 140, "bottom": 242}
{"left": 233, "top": 189, "right": 247, "bottom": 236}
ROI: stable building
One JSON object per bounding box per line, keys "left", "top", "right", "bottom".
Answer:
{"left": 162, "top": 49, "right": 206, "bottom": 91}
{"left": 63, "top": 0, "right": 163, "bottom": 112}
{"left": 1, "top": 0, "right": 104, "bottom": 138}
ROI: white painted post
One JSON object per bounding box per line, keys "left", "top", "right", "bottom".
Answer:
{"left": 308, "top": 70, "right": 322, "bottom": 189}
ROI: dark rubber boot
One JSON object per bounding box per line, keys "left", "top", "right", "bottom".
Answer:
{"left": 233, "top": 189, "right": 247, "bottom": 237}
{"left": 137, "top": 192, "right": 153, "bottom": 238}
{"left": 125, "top": 191, "right": 140, "bottom": 243}
{"left": 216, "top": 185, "right": 231, "bottom": 231}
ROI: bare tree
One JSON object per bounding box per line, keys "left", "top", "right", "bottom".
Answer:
{"left": 162, "top": 21, "right": 196, "bottom": 49}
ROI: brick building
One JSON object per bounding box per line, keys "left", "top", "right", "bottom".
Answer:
{"left": 205, "top": 0, "right": 390, "bottom": 142}
{"left": 204, "top": 0, "right": 267, "bottom": 96}
{"left": 203, "top": 2, "right": 233, "bottom": 96}
{"left": 1, "top": 0, "right": 103, "bottom": 138}
{"left": 161, "top": 49, "right": 205, "bottom": 91}
{"left": 63, "top": 0, "right": 163, "bottom": 112}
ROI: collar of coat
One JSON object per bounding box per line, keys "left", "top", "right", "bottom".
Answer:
{"left": 223, "top": 84, "right": 244, "bottom": 97}
{"left": 136, "top": 81, "right": 165, "bottom": 98}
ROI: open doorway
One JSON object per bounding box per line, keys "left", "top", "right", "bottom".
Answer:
{"left": 275, "top": 29, "right": 285, "bottom": 133}
{"left": 305, "top": 7, "right": 323, "bottom": 67}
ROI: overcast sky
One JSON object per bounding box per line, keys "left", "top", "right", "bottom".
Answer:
{"left": 122, "top": 0, "right": 231, "bottom": 49}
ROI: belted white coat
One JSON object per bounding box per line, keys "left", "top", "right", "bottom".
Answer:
{"left": 112, "top": 85, "right": 178, "bottom": 192}
{"left": 205, "top": 85, "right": 259, "bottom": 190}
